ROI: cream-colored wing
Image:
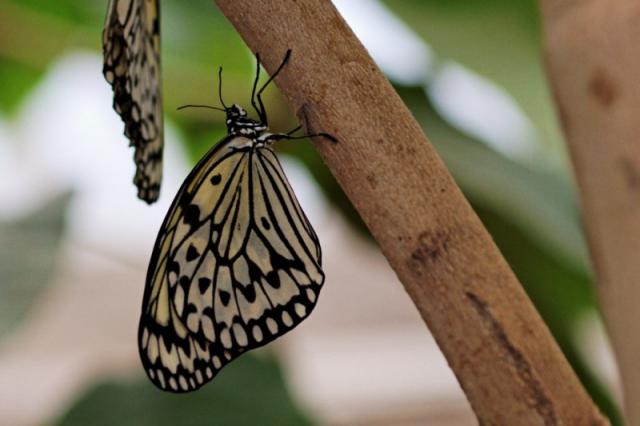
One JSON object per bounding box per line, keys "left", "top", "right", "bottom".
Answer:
{"left": 103, "top": 0, "right": 163, "bottom": 203}
{"left": 139, "top": 137, "right": 324, "bottom": 392}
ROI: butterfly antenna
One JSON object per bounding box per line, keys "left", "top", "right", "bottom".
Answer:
{"left": 257, "top": 49, "right": 291, "bottom": 96}
{"left": 177, "top": 104, "right": 226, "bottom": 112}
{"left": 218, "top": 67, "right": 228, "bottom": 109}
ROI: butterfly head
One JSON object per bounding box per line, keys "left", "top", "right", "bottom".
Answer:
{"left": 227, "top": 104, "right": 247, "bottom": 120}
{"left": 225, "top": 104, "right": 266, "bottom": 138}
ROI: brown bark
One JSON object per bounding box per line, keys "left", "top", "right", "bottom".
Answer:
{"left": 540, "top": 0, "right": 640, "bottom": 424}
{"left": 213, "top": 0, "right": 608, "bottom": 423}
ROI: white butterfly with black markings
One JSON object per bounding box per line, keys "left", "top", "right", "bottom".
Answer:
{"left": 103, "top": 0, "right": 163, "bottom": 203}
{"left": 139, "top": 50, "right": 336, "bottom": 392}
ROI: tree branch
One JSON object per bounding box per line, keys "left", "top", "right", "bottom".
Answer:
{"left": 214, "top": 0, "right": 608, "bottom": 423}
{"left": 540, "top": 0, "right": 640, "bottom": 424}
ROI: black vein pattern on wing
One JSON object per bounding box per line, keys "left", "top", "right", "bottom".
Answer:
{"left": 139, "top": 137, "right": 324, "bottom": 393}
{"left": 258, "top": 150, "right": 319, "bottom": 250}
{"left": 254, "top": 157, "right": 315, "bottom": 277}
{"left": 167, "top": 152, "right": 248, "bottom": 262}
{"left": 257, "top": 150, "right": 322, "bottom": 264}
{"left": 245, "top": 151, "right": 277, "bottom": 313}
{"left": 138, "top": 136, "right": 244, "bottom": 390}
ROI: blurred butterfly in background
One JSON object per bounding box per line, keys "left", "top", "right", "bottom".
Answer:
{"left": 103, "top": 0, "right": 163, "bottom": 204}
{"left": 138, "top": 50, "right": 336, "bottom": 392}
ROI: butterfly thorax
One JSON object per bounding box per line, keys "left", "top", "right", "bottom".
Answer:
{"left": 225, "top": 104, "right": 267, "bottom": 139}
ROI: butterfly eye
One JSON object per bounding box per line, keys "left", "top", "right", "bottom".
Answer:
{"left": 231, "top": 105, "right": 246, "bottom": 116}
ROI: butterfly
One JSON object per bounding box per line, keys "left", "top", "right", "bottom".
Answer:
{"left": 103, "top": 0, "right": 163, "bottom": 204}
{"left": 138, "top": 50, "right": 336, "bottom": 392}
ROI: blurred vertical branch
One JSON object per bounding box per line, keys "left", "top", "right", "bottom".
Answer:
{"left": 213, "top": 0, "right": 607, "bottom": 423}
{"left": 540, "top": 1, "right": 640, "bottom": 424}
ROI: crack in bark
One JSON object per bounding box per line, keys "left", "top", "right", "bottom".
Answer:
{"left": 466, "top": 291, "right": 559, "bottom": 426}
{"left": 411, "top": 230, "right": 451, "bottom": 264}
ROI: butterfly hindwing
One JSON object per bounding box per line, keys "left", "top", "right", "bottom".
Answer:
{"left": 139, "top": 136, "right": 324, "bottom": 392}
{"left": 103, "top": 0, "right": 163, "bottom": 203}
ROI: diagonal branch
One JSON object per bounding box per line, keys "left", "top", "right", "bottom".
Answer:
{"left": 540, "top": 0, "right": 640, "bottom": 424}
{"left": 213, "top": 0, "right": 608, "bottom": 423}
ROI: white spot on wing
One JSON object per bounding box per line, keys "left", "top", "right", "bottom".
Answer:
{"left": 282, "top": 311, "right": 293, "bottom": 327}
{"left": 233, "top": 323, "right": 248, "bottom": 346}
{"left": 147, "top": 334, "right": 159, "bottom": 362}
{"left": 253, "top": 325, "right": 263, "bottom": 342}
{"left": 157, "top": 370, "right": 166, "bottom": 388}
{"left": 306, "top": 288, "right": 316, "bottom": 303}
{"left": 295, "top": 303, "right": 307, "bottom": 318}
{"left": 266, "top": 318, "right": 278, "bottom": 334}
{"left": 221, "top": 328, "right": 232, "bottom": 349}
{"left": 179, "top": 375, "right": 188, "bottom": 390}
{"left": 202, "top": 316, "right": 215, "bottom": 341}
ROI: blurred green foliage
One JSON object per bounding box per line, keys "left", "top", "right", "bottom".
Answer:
{"left": 57, "top": 354, "right": 312, "bottom": 426}
{"left": 0, "top": 0, "right": 620, "bottom": 424}
{"left": 384, "top": 0, "right": 563, "bottom": 153}
{"left": 0, "top": 193, "right": 70, "bottom": 338}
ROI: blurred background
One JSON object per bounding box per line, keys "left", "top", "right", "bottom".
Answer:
{"left": 0, "top": 0, "right": 624, "bottom": 424}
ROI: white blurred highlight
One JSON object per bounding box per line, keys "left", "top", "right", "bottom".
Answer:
{"left": 333, "top": 0, "right": 433, "bottom": 85}
{"left": 428, "top": 62, "right": 539, "bottom": 161}
{"left": 10, "top": 52, "right": 190, "bottom": 261}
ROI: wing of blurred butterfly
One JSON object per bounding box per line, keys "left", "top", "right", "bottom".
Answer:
{"left": 139, "top": 135, "right": 324, "bottom": 392}
{"left": 103, "top": 0, "right": 163, "bottom": 203}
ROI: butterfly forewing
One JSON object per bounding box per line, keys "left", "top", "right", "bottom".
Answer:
{"left": 139, "top": 136, "right": 324, "bottom": 392}
{"left": 103, "top": 0, "right": 163, "bottom": 203}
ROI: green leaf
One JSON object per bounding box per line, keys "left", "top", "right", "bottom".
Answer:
{"left": 56, "top": 354, "right": 314, "bottom": 426}
{"left": 7, "top": 0, "right": 103, "bottom": 26}
{"left": 0, "top": 59, "right": 43, "bottom": 113}
{"left": 383, "top": 0, "right": 563, "bottom": 151}
{"left": 0, "top": 193, "right": 70, "bottom": 339}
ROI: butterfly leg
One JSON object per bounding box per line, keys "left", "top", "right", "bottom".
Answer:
{"left": 263, "top": 130, "right": 337, "bottom": 144}
{"left": 286, "top": 125, "right": 302, "bottom": 135}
